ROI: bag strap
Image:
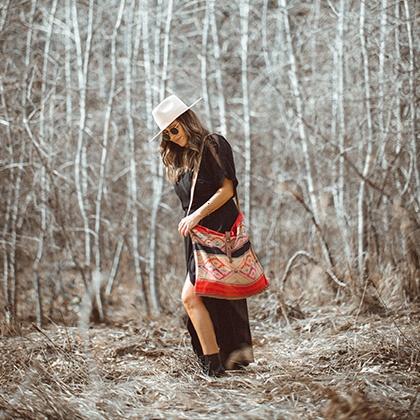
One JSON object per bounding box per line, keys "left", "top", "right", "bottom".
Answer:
{"left": 186, "top": 133, "right": 241, "bottom": 217}
{"left": 186, "top": 135, "right": 207, "bottom": 217}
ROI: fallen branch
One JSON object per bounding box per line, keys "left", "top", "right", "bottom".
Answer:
{"left": 281, "top": 250, "right": 346, "bottom": 291}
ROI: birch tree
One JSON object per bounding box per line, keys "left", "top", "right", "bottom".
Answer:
{"left": 402, "top": 0, "right": 419, "bottom": 199}
{"left": 209, "top": 0, "right": 226, "bottom": 136}
{"left": 357, "top": 0, "right": 373, "bottom": 281}
{"left": 64, "top": 0, "right": 73, "bottom": 131}
{"left": 377, "top": 0, "right": 391, "bottom": 254}
{"left": 147, "top": 0, "right": 174, "bottom": 316}
{"left": 141, "top": 1, "right": 160, "bottom": 313}
{"left": 71, "top": 0, "right": 93, "bottom": 269}
{"left": 32, "top": 0, "right": 59, "bottom": 327}
{"left": 240, "top": 0, "right": 252, "bottom": 225}
{"left": 201, "top": 0, "right": 213, "bottom": 131}
{"left": 332, "top": 0, "right": 352, "bottom": 267}
{"left": 279, "top": 0, "right": 319, "bottom": 222}
{"left": 125, "top": 0, "right": 149, "bottom": 314}
{"left": 279, "top": 0, "right": 336, "bottom": 275}
{"left": 93, "top": 0, "right": 125, "bottom": 294}
{"left": 393, "top": 0, "right": 402, "bottom": 159}
{"left": 1, "top": 0, "right": 38, "bottom": 325}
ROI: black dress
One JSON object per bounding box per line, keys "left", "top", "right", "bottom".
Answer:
{"left": 173, "top": 133, "right": 255, "bottom": 369}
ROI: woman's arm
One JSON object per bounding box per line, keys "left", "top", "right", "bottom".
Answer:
{"left": 178, "top": 177, "right": 235, "bottom": 237}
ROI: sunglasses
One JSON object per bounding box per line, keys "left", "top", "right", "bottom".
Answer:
{"left": 162, "top": 123, "right": 179, "bottom": 142}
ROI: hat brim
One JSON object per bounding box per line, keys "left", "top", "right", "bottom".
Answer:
{"left": 148, "top": 97, "right": 203, "bottom": 143}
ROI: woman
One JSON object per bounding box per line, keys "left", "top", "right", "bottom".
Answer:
{"left": 150, "top": 94, "right": 254, "bottom": 377}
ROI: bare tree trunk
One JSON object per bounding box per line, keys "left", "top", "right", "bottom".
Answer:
{"left": 209, "top": 0, "right": 226, "bottom": 135}
{"left": 240, "top": 0, "right": 252, "bottom": 226}
{"left": 147, "top": 0, "right": 174, "bottom": 316}
{"left": 280, "top": 0, "right": 335, "bottom": 274}
{"left": 201, "top": 0, "right": 212, "bottom": 130}
{"left": 64, "top": 0, "right": 73, "bottom": 132}
{"left": 125, "top": 0, "right": 150, "bottom": 314}
{"left": 160, "top": 0, "right": 173, "bottom": 97}
{"left": 394, "top": 0, "right": 402, "bottom": 157}
{"left": 378, "top": 0, "right": 388, "bottom": 165}
{"left": 333, "top": 0, "right": 352, "bottom": 267}
{"left": 262, "top": 0, "right": 273, "bottom": 77}
{"left": 357, "top": 0, "right": 373, "bottom": 281}
{"left": 7, "top": 147, "right": 23, "bottom": 323}
{"left": 0, "top": 78, "right": 15, "bottom": 325}
{"left": 335, "top": 0, "right": 345, "bottom": 216}
{"left": 71, "top": 0, "right": 93, "bottom": 268}
{"left": 142, "top": 0, "right": 161, "bottom": 314}
{"left": 94, "top": 0, "right": 124, "bottom": 283}
{"left": 279, "top": 0, "right": 319, "bottom": 223}
{"left": 71, "top": 0, "right": 103, "bottom": 321}
{"left": 141, "top": 1, "right": 158, "bottom": 311}
{"left": 32, "top": 0, "right": 59, "bottom": 327}
{"left": 153, "top": 0, "right": 163, "bottom": 104}
{"left": 402, "top": 0, "right": 419, "bottom": 195}
{"left": 310, "top": 0, "right": 320, "bottom": 75}
{"left": 377, "top": 0, "right": 391, "bottom": 260}
{"left": 0, "top": 0, "right": 10, "bottom": 32}
{"left": 141, "top": 0, "right": 153, "bottom": 132}
{"left": 1, "top": 0, "right": 38, "bottom": 325}
{"left": 151, "top": 0, "right": 175, "bottom": 313}
{"left": 132, "top": 0, "right": 143, "bottom": 78}
{"left": 105, "top": 237, "right": 125, "bottom": 296}
{"left": 33, "top": 273, "right": 43, "bottom": 328}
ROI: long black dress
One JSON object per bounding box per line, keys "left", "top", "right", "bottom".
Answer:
{"left": 173, "top": 133, "right": 255, "bottom": 369}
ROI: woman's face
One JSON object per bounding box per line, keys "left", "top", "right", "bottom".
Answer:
{"left": 163, "top": 120, "right": 188, "bottom": 148}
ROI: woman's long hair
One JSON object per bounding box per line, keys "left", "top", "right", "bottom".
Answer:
{"left": 160, "top": 109, "right": 210, "bottom": 183}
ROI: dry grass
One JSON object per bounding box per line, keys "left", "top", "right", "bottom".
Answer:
{"left": 1, "top": 298, "right": 419, "bottom": 420}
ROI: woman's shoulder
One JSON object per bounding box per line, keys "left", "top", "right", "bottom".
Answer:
{"left": 201, "top": 132, "right": 237, "bottom": 175}
{"left": 207, "top": 132, "right": 229, "bottom": 143}
{"left": 204, "top": 132, "right": 232, "bottom": 154}
{"left": 201, "top": 132, "right": 238, "bottom": 188}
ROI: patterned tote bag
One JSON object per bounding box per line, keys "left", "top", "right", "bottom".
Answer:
{"left": 186, "top": 134, "right": 269, "bottom": 300}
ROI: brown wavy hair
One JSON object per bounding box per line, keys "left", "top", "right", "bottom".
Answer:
{"left": 160, "top": 109, "right": 212, "bottom": 183}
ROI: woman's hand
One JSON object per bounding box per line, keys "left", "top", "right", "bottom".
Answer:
{"left": 178, "top": 212, "right": 202, "bottom": 237}
{"left": 178, "top": 178, "right": 235, "bottom": 237}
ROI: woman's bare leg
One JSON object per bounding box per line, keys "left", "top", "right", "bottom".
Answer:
{"left": 181, "top": 274, "right": 219, "bottom": 355}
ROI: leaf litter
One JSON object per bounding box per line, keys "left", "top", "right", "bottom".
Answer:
{"left": 0, "top": 302, "right": 419, "bottom": 419}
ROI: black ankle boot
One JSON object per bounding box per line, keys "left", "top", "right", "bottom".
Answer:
{"left": 198, "top": 352, "right": 226, "bottom": 377}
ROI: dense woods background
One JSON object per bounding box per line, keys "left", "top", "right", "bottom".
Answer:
{"left": 0, "top": 0, "right": 418, "bottom": 325}
{"left": 1, "top": 1, "right": 419, "bottom": 418}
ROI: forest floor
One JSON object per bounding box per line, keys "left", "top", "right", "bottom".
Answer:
{"left": 1, "top": 300, "right": 419, "bottom": 419}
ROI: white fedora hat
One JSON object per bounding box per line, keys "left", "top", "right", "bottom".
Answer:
{"left": 148, "top": 94, "right": 202, "bottom": 142}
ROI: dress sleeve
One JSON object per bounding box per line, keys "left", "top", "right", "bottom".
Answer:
{"left": 204, "top": 133, "right": 239, "bottom": 193}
